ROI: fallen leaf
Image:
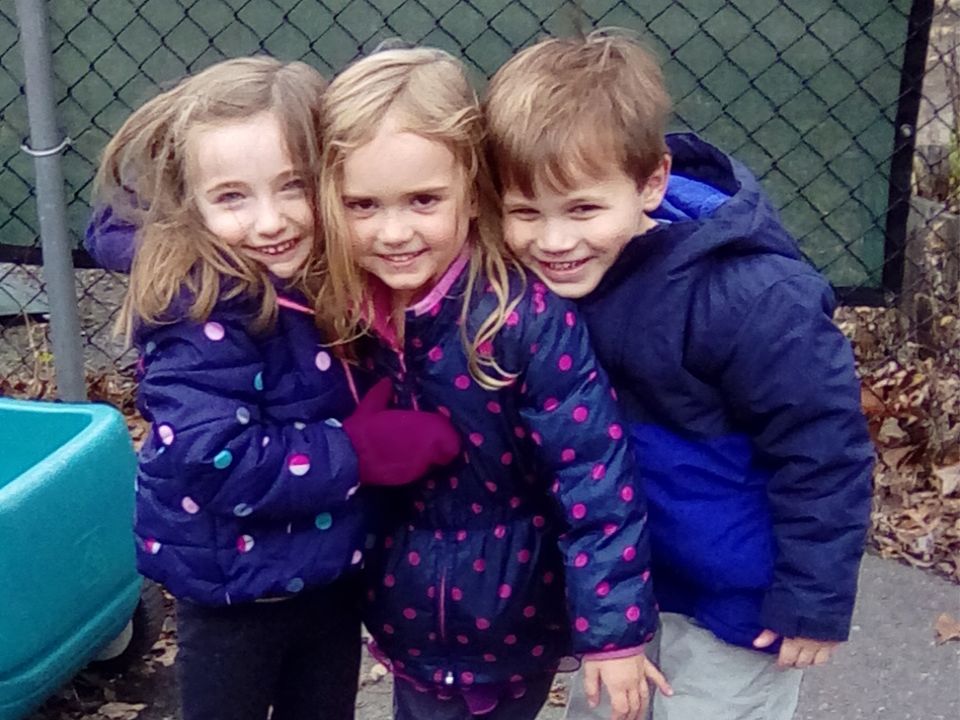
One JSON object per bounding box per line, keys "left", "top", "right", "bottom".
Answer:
{"left": 94, "top": 702, "right": 147, "bottom": 719}
{"left": 935, "top": 613, "right": 960, "bottom": 644}
{"left": 934, "top": 463, "right": 960, "bottom": 497}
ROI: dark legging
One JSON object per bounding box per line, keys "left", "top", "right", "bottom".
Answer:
{"left": 176, "top": 576, "right": 362, "bottom": 720}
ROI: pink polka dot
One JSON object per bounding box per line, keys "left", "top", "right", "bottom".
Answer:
{"left": 494, "top": 524, "right": 506, "bottom": 538}
{"left": 487, "top": 401, "right": 501, "bottom": 413}
{"left": 485, "top": 481, "right": 498, "bottom": 493}
{"left": 458, "top": 635, "right": 469, "bottom": 644}
{"left": 611, "top": 388, "right": 618, "bottom": 400}
{"left": 476, "top": 617, "right": 490, "bottom": 630}
{"left": 523, "top": 605, "right": 536, "bottom": 618}
{"left": 592, "top": 464, "right": 607, "bottom": 480}
{"left": 384, "top": 574, "right": 396, "bottom": 587}
{"left": 383, "top": 623, "right": 394, "bottom": 634}
{"left": 473, "top": 558, "right": 486, "bottom": 572}
{"left": 469, "top": 432, "right": 484, "bottom": 446}
{"left": 604, "top": 523, "right": 617, "bottom": 536}
{"left": 509, "top": 496, "right": 521, "bottom": 509}
{"left": 518, "top": 549, "right": 531, "bottom": 563}
{"left": 427, "top": 586, "right": 435, "bottom": 598}
{"left": 434, "top": 670, "right": 444, "bottom": 683}
{"left": 543, "top": 572, "right": 554, "bottom": 584}
{"left": 596, "top": 581, "right": 611, "bottom": 597}
{"left": 534, "top": 282, "right": 547, "bottom": 293}
{"left": 588, "top": 370, "right": 598, "bottom": 381}
{"left": 384, "top": 537, "right": 394, "bottom": 548}
{"left": 574, "top": 552, "right": 589, "bottom": 568}
{"left": 530, "top": 343, "right": 539, "bottom": 355}
{"left": 558, "top": 354, "right": 573, "bottom": 371}
{"left": 428, "top": 346, "right": 443, "bottom": 362}
{"left": 533, "top": 297, "right": 546, "bottom": 314}
{"left": 203, "top": 321, "right": 225, "bottom": 341}
{"left": 642, "top": 570, "right": 651, "bottom": 582}
{"left": 478, "top": 340, "right": 493, "bottom": 355}
{"left": 456, "top": 529, "right": 467, "bottom": 541}
{"left": 532, "top": 645, "right": 544, "bottom": 657}
{"left": 544, "top": 398, "right": 559, "bottom": 412}
{"left": 237, "top": 534, "right": 254, "bottom": 552}
{"left": 505, "top": 311, "right": 520, "bottom": 326}
{"left": 367, "top": 590, "right": 375, "bottom": 601}
{"left": 533, "top": 515, "right": 545, "bottom": 527}
{"left": 471, "top": 502, "right": 483, "bottom": 515}
{"left": 411, "top": 337, "right": 422, "bottom": 348}
{"left": 572, "top": 405, "right": 589, "bottom": 423}
{"left": 409, "top": 648, "right": 421, "bottom": 656}
{"left": 437, "top": 406, "right": 451, "bottom": 417}
{"left": 626, "top": 605, "right": 641, "bottom": 622}
{"left": 451, "top": 587, "right": 464, "bottom": 601}
{"left": 504, "top": 634, "right": 517, "bottom": 645}
{"left": 575, "top": 617, "right": 589, "bottom": 632}
{"left": 514, "top": 426, "right": 526, "bottom": 438}
{"left": 620, "top": 486, "right": 634, "bottom": 502}
{"left": 181, "top": 496, "right": 200, "bottom": 514}
{"left": 622, "top": 546, "right": 637, "bottom": 562}
{"left": 408, "top": 551, "right": 421, "bottom": 566}
{"left": 461, "top": 671, "right": 475, "bottom": 684}
{"left": 501, "top": 452, "right": 512, "bottom": 465}
{"left": 498, "top": 584, "right": 512, "bottom": 599}
{"left": 561, "top": 448, "right": 576, "bottom": 462}
{"left": 571, "top": 503, "right": 587, "bottom": 520}
{"left": 565, "top": 311, "right": 576, "bottom": 327}
{"left": 484, "top": 653, "right": 497, "bottom": 662}
{"left": 531, "top": 431, "right": 542, "bottom": 445}
{"left": 450, "top": 477, "right": 459, "bottom": 489}
{"left": 454, "top": 375, "right": 471, "bottom": 390}
{"left": 608, "top": 424, "right": 623, "bottom": 440}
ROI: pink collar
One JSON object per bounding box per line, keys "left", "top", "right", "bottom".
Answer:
{"left": 408, "top": 248, "right": 470, "bottom": 317}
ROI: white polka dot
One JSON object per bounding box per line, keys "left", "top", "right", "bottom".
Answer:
{"left": 236, "top": 407, "right": 251, "bottom": 424}
{"left": 351, "top": 550, "right": 363, "bottom": 565}
{"left": 294, "top": 421, "right": 306, "bottom": 430}
{"left": 203, "top": 322, "right": 225, "bottom": 341}
{"left": 315, "top": 351, "right": 332, "bottom": 371}
{"left": 325, "top": 418, "right": 343, "bottom": 428}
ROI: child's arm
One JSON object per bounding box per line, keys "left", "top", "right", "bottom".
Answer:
{"left": 753, "top": 630, "right": 839, "bottom": 668}
{"left": 694, "top": 270, "right": 874, "bottom": 646}
{"left": 509, "top": 287, "right": 661, "bottom": 711}
{"left": 137, "top": 315, "right": 362, "bottom": 518}
{"left": 583, "top": 655, "right": 672, "bottom": 720}
{"left": 84, "top": 203, "right": 138, "bottom": 273}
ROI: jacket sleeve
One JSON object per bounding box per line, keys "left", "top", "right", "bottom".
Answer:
{"left": 514, "top": 287, "right": 658, "bottom": 653}
{"left": 136, "top": 314, "right": 361, "bottom": 520}
{"left": 705, "top": 272, "right": 874, "bottom": 641}
{"left": 84, "top": 204, "right": 137, "bottom": 273}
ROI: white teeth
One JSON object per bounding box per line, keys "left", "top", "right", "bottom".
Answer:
{"left": 384, "top": 253, "right": 419, "bottom": 262}
{"left": 250, "top": 239, "right": 299, "bottom": 256}
{"left": 543, "top": 259, "right": 586, "bottom": 271}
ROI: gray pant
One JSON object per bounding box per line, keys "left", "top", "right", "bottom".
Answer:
{"left": 564, "top": 613, "right": 802, "bottom": 720}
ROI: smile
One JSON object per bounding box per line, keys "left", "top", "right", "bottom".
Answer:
{"left": 540, "top": 258, "right": 590, "bottom": 272}
{"left": 379, "top": 250, "right": 425, "bottom": 264}
{"left": 245, "top": 238, "right": 302, "bottom": 256}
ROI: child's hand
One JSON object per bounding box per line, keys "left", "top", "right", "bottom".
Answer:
{"left": 583, "top": 654, "right": 672, "bottom": 720}
{"left": 753, "top": 629, "right": 840, "bottom": 668}
{"left": 342, "top": 379, "right": 461, "bottom": 485}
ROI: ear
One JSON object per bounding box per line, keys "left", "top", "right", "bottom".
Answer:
{"left": 639, "top": 154, "right": 671, "bottom": 212}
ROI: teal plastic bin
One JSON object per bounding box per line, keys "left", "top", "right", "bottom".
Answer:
{"left": 0, "top": 398, "right": 140, "bottom": 720}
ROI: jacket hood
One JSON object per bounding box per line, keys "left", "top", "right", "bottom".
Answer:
{"left": 603, "top": 134, "right": 802, "bottom": 286}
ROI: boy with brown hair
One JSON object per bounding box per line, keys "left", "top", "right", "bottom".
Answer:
{"left": 484, "top": 31, "right": 875, "bottom": 720}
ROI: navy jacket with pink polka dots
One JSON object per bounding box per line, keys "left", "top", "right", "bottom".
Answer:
{"left": 131, "top": 291, "right": 367, "bottom": 606}
{"left": 577, "top": 134, "right": 874, "bottom": 650}
{"left": 361, "top": 259, "right": 657, "bottom": 689}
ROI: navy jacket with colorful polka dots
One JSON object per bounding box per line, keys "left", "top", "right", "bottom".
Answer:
{"left": 84, "top": 213, "right": 369, "bottom": 607}
{"left": 361, "top": 256, "right": 657, "bottom": 690}
{"left": 576, "top": 134, "right": 874, "bottom": 650}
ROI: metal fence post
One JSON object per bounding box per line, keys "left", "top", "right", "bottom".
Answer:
{"left": 13, "top": 0, "right": 87, "bottom": 401}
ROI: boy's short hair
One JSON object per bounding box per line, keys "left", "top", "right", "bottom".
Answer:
{"left": 484, "top": 29, "right": 671, "bottom": 195}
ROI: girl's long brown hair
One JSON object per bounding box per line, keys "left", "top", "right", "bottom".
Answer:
{"left": 94, "top": 56, "right": 327, "bottom": 337}
{"left": 318, "top": 48, "right": 524, "bottom": 389}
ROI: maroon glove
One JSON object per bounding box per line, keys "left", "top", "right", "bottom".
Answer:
{"left": 342, "top": 378, "right": 462, "bottom": 486}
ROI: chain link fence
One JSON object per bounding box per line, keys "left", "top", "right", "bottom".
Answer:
{"left": 1, "top": 0, "right": 957, "bottom": 419}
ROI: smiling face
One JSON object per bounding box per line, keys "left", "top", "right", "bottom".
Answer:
{"left": 189, "top": 111, "right": 314, "bottom": 278}
{"left": 340, "top": 121, "right": 475, "bottom": 307}
{"left": 502, "top": 159, "right": 669, "bottom": 298}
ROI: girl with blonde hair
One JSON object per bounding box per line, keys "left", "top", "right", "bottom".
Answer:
{"left": 319, "top": 47, "right": 667, "bottom": 720}
{"left": 90, "top": 55, "right": 459, "bottom": 720}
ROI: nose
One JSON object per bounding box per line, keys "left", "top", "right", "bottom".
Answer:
{"left": 378, "top": 209, "right": 414, "bottom": 246}
{"left": 254, "top": 196, "right": 285, "bottom": 237}
{"left": 539, "top": 219, "right": 577, "bottom": 254}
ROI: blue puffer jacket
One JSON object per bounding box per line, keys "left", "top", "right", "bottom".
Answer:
{"left": 87, "top": 215, "right": 368, "bottom": 606}
{"left": 361, "top": 257, "right": 657, "bottom": 689}
{"left": 577, "top": 134, "right": 874, "bottom": 649}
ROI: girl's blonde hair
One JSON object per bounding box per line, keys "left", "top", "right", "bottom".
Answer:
{"left": 318, "top": 47, "right": 523, "bottom": 389}
{"left": 95, "top": 56, "right": 328, "bottom": 336}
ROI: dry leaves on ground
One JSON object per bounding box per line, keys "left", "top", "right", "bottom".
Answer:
{"left": 935, "top": 612, "right": 960, "bottom": 644}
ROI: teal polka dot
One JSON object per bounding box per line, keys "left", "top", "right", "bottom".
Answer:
{"left": 213, "top": 449, "right": 233, "bottom": 469}
{"left": 315, "top": 513, "right": 333, "bottom": 530}
{"left": 253, "top": 372, "right": 264, "bottom": 391}
{"left": 145, "top": 341, "right": 157, "bottom": 355}
{"left": 286, "top": 577, "right": 305, "bottom": 593}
